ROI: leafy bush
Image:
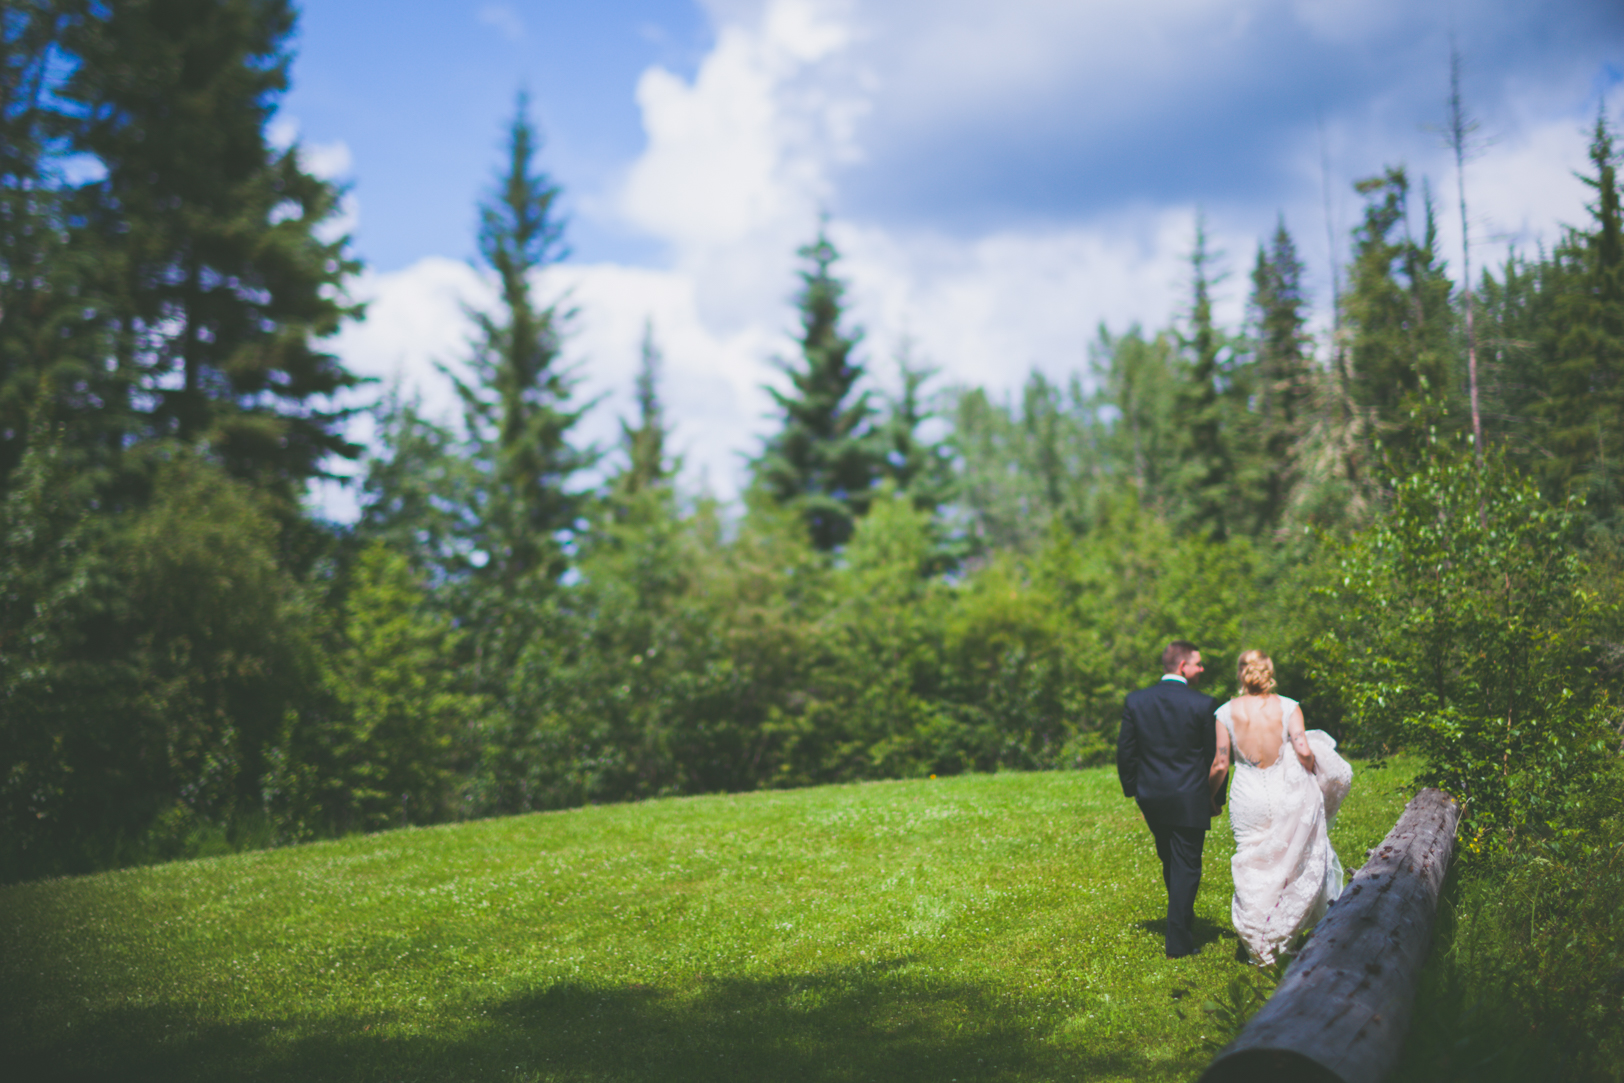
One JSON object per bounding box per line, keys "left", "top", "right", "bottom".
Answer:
{"left": 1312, "top": 440, "right": 1624, "bottom": 1079}
{"left": 1, "top": 444, "right": 320, "bottom": 878}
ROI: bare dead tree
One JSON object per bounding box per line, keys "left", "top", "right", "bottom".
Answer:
{"left": 1445, "top": 44, "right": 1485, "bottom": 458}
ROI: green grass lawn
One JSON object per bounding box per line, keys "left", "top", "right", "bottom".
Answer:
{"left": 2, "top": 759, "right": 1419, "bottom": 1082}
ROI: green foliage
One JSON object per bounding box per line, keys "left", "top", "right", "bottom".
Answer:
{"left": 755, "top": 223, "right": 879, "bottom": 550}
{"left": 1344, "top": 167, "right": 1458, "bottom": 458}
{"left": 1319, "top": 439, "right": 1624, "bottom": 1079}
{"left": 1198, "top": 960, "right": 1285, "bottom": 1052}
{"left": 875, "top": 349, "right": 956, "bottom": 522}
{"left": 1397, "top": 832, "right": 1624, "bottom": 1082}
{"left": 1, "top": 443, "right": 316, "bottom": 879}
{"left": 950, "top": 370, "right": 1104, "bottom": 552}
{"left": 61, "top": 0, "right": 363, "bottom": 498}
{"left": 1175, "top": 215, "right": 1244, "bottom": 539}
{"left": 611, "top": 319, "right": 672, "bottom": 503}
{"left": 1479, "top": 114, "right": 1624, "bottom": 537}
{"left": 450, "top": 93, "right": 591, "bottom": 589}
{"left": 1240, "top": 217, "right": 1316, "bottom": 538}
{"left": 1315, "top": 441, "right": 1619, "bottom": 848}
{"left": 276, "top": 542, "right": 476, "bottom": 836}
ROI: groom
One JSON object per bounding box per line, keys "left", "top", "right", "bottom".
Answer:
{"left": 1116, "top": 641, "right": 1228, "bottom": 958}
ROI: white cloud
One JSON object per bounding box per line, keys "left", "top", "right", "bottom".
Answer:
{"left": 301, "top": 139, "right": 353, "bottom": 181}
{"left": 478, "top": 3, "right": 525, "bottom": 42}
{"left": 329, "top": 256, "right": 492, "bottom": 426}
{"left": 318, "top": 0, "right": 1622, "bottom": 514}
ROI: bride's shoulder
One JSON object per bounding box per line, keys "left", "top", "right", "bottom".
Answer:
{"left": 1277, "top": 695, "right": 1301, "bottom": 715}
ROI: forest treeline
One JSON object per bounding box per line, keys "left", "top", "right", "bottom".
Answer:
{"left": 1, "top": 1, "right": 1621, "bottom": 863}
{"left": 7, "top": 2, "right": 1624, "bottom": 1070}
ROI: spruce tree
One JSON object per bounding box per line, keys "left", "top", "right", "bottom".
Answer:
{"left": 1539, "top": 113, "right": 1624, "bottom": 524}
{"left": 1092, "top": 324, "right": 1181, "bottom": 511}
{"left": 614, "top": 319, "right": 671, "bottom": 502}
{"left": 0, "top": 1, "right": 113, "bottom": 493}
{"left": 450, "top": 93, "right": 591, "bottom": 587}
{"left": 755, "top": 223, "right": 878, "bottom": 550}
{"left": 876, "top": 344, "right": 953, "bottom": 515}
{"left": 1175, "top": 216, "right": 1237, "bottom": 538}
{"left": 59, "top": 0, "right": 362, "bottom": 499}
{"left": 1247, "top": 217, "right": 1315, "bottom": 534}
{"left": 1344, "top": 167, "right": 1456, "bottom": 457}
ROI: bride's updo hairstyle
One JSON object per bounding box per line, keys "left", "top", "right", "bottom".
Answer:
{"left": 1237, "top": 650, "right": 1277, "bottom": 696}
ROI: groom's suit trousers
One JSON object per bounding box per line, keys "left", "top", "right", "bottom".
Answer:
{"left": 1149, "top": 823, "right": 1205, "bottom": 958}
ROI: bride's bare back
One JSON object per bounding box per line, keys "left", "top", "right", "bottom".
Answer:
{"left": 1229, "top": 694, "right": 1315, "bottom": 771}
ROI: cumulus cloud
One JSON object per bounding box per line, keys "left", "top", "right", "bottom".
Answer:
{"left": 322, "top": 0, "right": 1624, "bottom": 511}
{"left": 478, "top": 3, "right": 526, "bottom": 42}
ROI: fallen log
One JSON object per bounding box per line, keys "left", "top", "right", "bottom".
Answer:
{"left": 1198, "top": 787, "right": 1460, "bottom": 1083}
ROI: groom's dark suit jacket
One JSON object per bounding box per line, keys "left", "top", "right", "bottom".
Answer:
{"left": 1117, "top": 677, "right": 1221, "bottom": 829}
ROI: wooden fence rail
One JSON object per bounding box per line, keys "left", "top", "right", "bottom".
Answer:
{"left": 1197, "top": 787, "right": 1461, "bottom": 1083}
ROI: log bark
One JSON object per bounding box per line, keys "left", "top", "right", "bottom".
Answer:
{"left": 1198, "top": 787, "right": 1460, "bottom": 1083}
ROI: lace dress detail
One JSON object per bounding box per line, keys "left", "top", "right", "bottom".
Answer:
{"left": 1219, "top": 697, "right": 1353, "bottom": 965}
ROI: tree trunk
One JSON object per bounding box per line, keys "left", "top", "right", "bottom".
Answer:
{"left": 1199, "top": 787, "right": 1460, "bottom": 1083}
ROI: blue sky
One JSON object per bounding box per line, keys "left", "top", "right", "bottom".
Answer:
{"left": 282, "top": 0, "right": 1624, "bottom": 510}
{"left": 285, "top": 1, "right": 713, "bottom": 269}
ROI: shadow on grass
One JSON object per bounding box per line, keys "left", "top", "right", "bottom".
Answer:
{"left": 13, "top": 962, "right": 1180, "bottom": 1083}
{"left": 1130, "top": 915, "right": 1235, "bottom": 955}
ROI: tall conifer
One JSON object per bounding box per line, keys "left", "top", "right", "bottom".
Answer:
{"left": 1176, "top": 216, "right": 1236, "bottom": 538}
{"left": 1247, "top": 218, "right": 1314, "bottom": 533}
{"left": 876, "top": 345, "right": 953, "bottom": 515}
{"left": 614, "top": 319, "right": 671, "bottom": 501}
{"left": 451, "top": 93, "right": 591, "bottom": 588}
{"left": 1541, "top": 114, "right": 1624, "bottom": 522}
{"left": 1345, "top": 167, "right": 1456, "bottom": 457}
{"left": 60, "top": 0, "right": 362, "bottom": 499}
{"left": 755, "top": 223, "right": 878, "bottom": 550}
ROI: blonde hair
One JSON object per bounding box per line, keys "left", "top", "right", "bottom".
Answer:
{"left": 1237, "top": 650, "right": 1276, "bottom": 696}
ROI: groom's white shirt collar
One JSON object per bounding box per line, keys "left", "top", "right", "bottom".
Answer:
{"left": 1161, "top": 674, "right": 1187, "bottom": 684}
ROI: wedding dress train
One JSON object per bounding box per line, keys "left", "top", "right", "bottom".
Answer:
{"left": 1219, "top": 697, "right": 1353, "bottom": 965}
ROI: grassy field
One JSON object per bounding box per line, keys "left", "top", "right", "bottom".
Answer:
{"left": 3, "top": 759, "right": 1419, "bottom": 1082}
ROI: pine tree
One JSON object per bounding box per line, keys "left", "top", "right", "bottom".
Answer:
{"left": 355, "top": 390, "right": 477, "bottom": 583}
{"left": 1246, "top": 217, "right": 1315, "bottom": 534}
{"left": 1175, "top": 216, "right": 1237, "bottom": 538}
{"left": 1344, "top": 167, "right": 1457, "bottom": 458}
{"left": 755, "top": 222, "right": 878, "bottom": 550}
{"left": 1092, "top": 324, "right": 1181, "bottom": 510}
{"left": 876, "top": 343, "right": 953, "bottom": 515}
{"left": 59, "top": 0, "right": 363, "bottom": 500}
{"left": 614, "top": 319, "right": 671, "bottom": 502}
{"left": 0, "top": 1, "right": 113, "bottom": 493}
{"left": 1540, "top": 113, "right": 1624, "bottom": 524}
{"left": 450, "top": 93, "right": 591, "bottom": 587}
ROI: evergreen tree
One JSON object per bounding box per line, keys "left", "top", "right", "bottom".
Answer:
{"left": 0, "top": 1, "right": 112, "bottom": 493}
{"left": 298, "top": 542, "right": 473, "bottom": 833}
{"left": 1344, "top": 167, "right": 1457, "bottom": 457}
{"left": 1540, "top": 113, "right": 1624, "bottom": 524}
{"left": 1175, "top": 216, "right": 1238, "bottom": 538}
{"left": 876, "top": 343, "right": 953, "bottom": 515}
{"left": 449, "top": 93, "right": 591, "bottom": 587}
{"left": 1092, "top": 324, "right": 1181, "bottom": 509}
{"left": 613, "top": 318, "right": 672, "bottom": 502}
{"left": 1245, "top": 217, "right": 1315, "bottom": 534}
{"left": 755, "top": 222, "right": 878, "bottom": 550}
{"left": 59, "top": 0, "right": 362, "bottom": 500}
{"left": 355, "top": 390, "right": 477, "bottom": 583}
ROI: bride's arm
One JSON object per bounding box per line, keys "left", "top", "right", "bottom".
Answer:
{"left": 1209, "top": 717, "right": 1230, "bottom": 813}
{"left": 1286, "top": 703, "right": 1317, "bottom": 773}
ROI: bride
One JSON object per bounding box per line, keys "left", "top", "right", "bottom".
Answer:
{"left": 1219, "top": 650, "right": 1353, "bottom": 965}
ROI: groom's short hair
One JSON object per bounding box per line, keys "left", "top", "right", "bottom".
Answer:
{"left": 1161, "top": 640, "right": 1199, "bottom": 673}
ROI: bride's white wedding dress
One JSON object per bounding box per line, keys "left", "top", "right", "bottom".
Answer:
{"left": 1219, "top": 696, "right": 1353, "bottom": 965}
